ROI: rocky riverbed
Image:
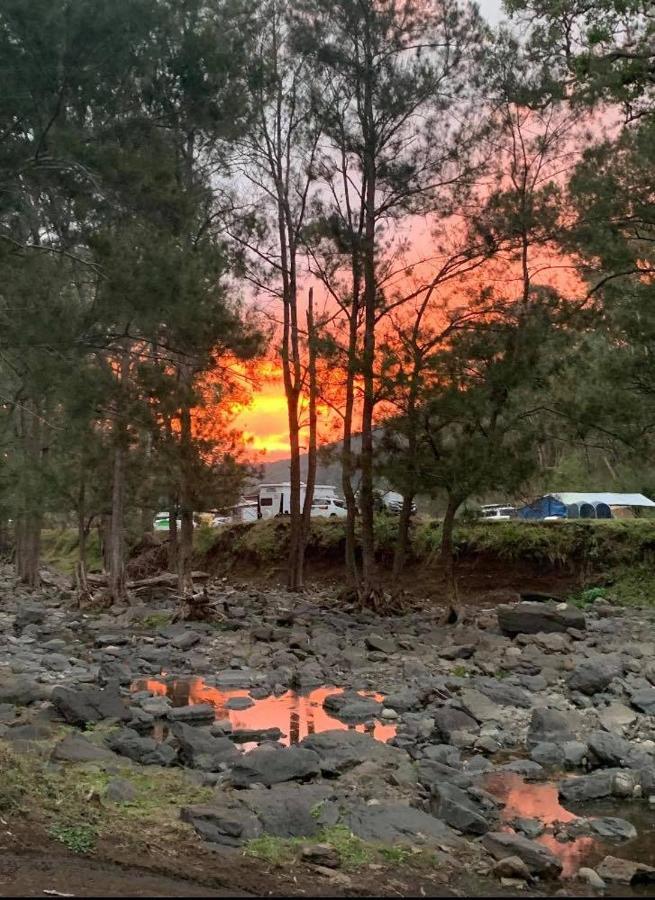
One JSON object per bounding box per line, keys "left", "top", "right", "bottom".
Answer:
{"left": 2, "top": 566, "right": 655, "bottom": 896}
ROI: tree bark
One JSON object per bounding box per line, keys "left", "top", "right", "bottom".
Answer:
{"left": 168, "top": 503, "right": 178, "bottom": 571}
{"left": 108, "top": 439, "right": 127, "bottom": 604}
{"left": 178, "top": 381, "right": 195, "bottom": 596}
{"left": 299, "top": 288, "right": 318, "bottom": 587}
{"left": 359, "top": 37, "right": 378, "bottom": 598}
{"left": 392, "top": 492, "right": 415, "bottom": 582}
{"left": 440, "top": 494, "right": 461, "bottom": 617}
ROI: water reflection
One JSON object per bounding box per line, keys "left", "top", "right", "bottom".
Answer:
{"left": 134, "top": 678, "right": 397, "bottom": 746}
{"left": 484, "top": 772, "right": 601, "bottom": 878}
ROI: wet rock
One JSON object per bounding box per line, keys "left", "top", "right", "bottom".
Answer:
{"left": 562, "top": 740, "right": 588, "bottom": 768}
{"left": 459, "top": 689, "right": 502, "bottom": 723}
{"left": 225, "top": 696, "right": 254, "bottom": 711}
{"left": 382, "top": 689, "right": 422, "bottom": 712}
{"left": 0, "top": 676, "right": 48, "bottom": 706}
{"left": 568, "top": 657, "right": 623, "bottom": 695}
{"left": 432, "top": 707, "right": 479, "bottom": 742}
{"left": 422, "top": 744, "right": 462, "bottom": 768}
{"left": 4, "top": 722, "right": 52, "bottom": 742}
{"left": 322, "top": 692, "right": 382, "bottom": 722}
{"left": 474, "top": 678, "right": 532, "bottom": 709}
{"left": 530, "top": 742, "right": 564, "bottom": 768}
{"left": 240, "top": 783, "right": 330, "bottom": 838}
{"left": 482, "top": 832, "right": 562, "bottom": 878}
{"left": 51, "top": 685, "right": 129, "bottom": 727}
{"left": 14, "top": 606, "right": 45, "bottom": 632}
{"left": 181, "top": 802, "right": 262, "bottom": 846}
{"left": 0, "top": 704, "right": 17, "bottom": 724}
{"left": 106, "top": 727, "right": 177, "bottom": 766}
{"left": 418, "top": 759, "right": 471, "bottom": 788}
{"left": 345, "top": 802, "right": 458, "bottom": 846}
{"left": 512, "top": 817, "right": 544, "bottom": 839}
{"left": 106, "top": 777, "right": 137, "bottom": 803}
{"left": 589, "top": 817, "right": 637, "bottom": 842}
{"left": 587, "top": 731, "right": 651, "bottom": 769}
{"left": 301, "top": 844, "right": 340, "bottom": 868}
{"left": 527, "top": 708, "right": 576, "bottom": 748}
{"left": 365, "top": 634, "right": 395, "bottom": 654}
{"left": 430, "top": 782, "right": 492, "bottom": 834}
{"left": 497, "top": 602, "right": 585, "bottom": 636}
{"left": 51, "top": 733, "right": 117, "bottom": 763}
{"left": 578, "top": 867, "right": 606, "bottom": 889}
{"left": 492, "top": 856, "right": 533, "bottom": 881}
{"left": 229, "top": 727, "right": 283, "bottom": 744}
{"left": 596, "top": 855, "right": 655, "bottom": 885}
{"left": 301, "top": 729, "right": 408, "bottom": 778}
{"left": 440, "top": 644, "right": 476, "bottom": 660}
{"left": 170, "top": 722, "right": 240, "bottom": 771}
{"left": 631, "top": 687, "right": 655, "bottom": 715}
{"left": 558, "top": 768, "right": 636, "bottom": 803}
{"left": 98, "top": 659, "right": 133, "bottom": 686}
{"left": 140, "top": 696, "right": 172, "bottom": 717}
{"left": 599, "top": 702, "right": 637, "bottom": 732}
{"left": 170, "top": 630, "right": 202, "bottom": 650}
{"left": 230, "top": 744, "right": 320, "bottom": 787}
{"left": 497, "top": 759, "right": 545, "bottom": 780}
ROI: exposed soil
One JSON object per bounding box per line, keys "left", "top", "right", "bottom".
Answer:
{"left": 0, "top": 825, "right": 545, "bottom": 899}
{"left": 217, "top": 553, "right": 585, "bottom": 608}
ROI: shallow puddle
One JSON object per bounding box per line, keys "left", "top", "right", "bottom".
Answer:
{"left": 133, "top": 678, "right": 397, "bottom": 747}
{"left": 484, "top": 771, "right": 655, "bottom": 881}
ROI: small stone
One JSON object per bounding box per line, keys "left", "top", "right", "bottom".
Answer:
{"left": 577, "top": 867, "right": 606, "bottom": 890}
{"left": 106, "top": 777, "right": 137, "bottom": 803}
{"left": 301, "top": 843, "right": 340, "bottom": 868}
{"left": 492, "top": 856, "right": 532, "bottom": 881}
{"left": 381, "top": 708, "right": 398, "bottom": 719}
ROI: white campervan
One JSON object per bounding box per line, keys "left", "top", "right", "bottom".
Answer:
{"left": 258, "top": 483, "right": 341, "bottom": 518}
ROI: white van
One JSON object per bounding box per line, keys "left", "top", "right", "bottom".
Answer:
{"left": 258, "top": 483, "right": 341, "bottom": 518}
{"left": 480, "top": 505, "right": 516, "bottom": 522}
{"left": 310, "top": 497, "right": 347, "bottom": 518}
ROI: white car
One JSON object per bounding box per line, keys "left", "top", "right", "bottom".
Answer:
{"left": 480, "top": 506, "right": 516, "bottom": 522}
{"left": 311, "top": 497, "right": 348, "bottom": 518}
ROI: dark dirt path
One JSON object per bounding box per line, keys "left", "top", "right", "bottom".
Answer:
{"left": 0, "top": 851, "right": 250, "bottom": 897}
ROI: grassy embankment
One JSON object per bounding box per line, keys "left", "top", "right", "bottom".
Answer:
{"left": 39, "top": 517, "right": 655, "bottom": 606}
{"left": 198, "top": 516, "right": 655, "bottom": 606}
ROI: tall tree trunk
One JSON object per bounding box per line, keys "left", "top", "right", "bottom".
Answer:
{"left": 341, "top": 300, "right": 360, "bottom": 590}
{"left": 108, "top": 439, "right": 127, "bottom": 604}
{"left": 168, "top": 503, "right": 178, "bottom": 571}
{"left": 392, "top": 493, "right": 415, "bottom": 583}
{"left": 299, "top": 288, "right": 318, "bottom": 588}
{"left": 14, "top": 399, "right": 42, "bottom": 589}
{"left": 359, "top": 63, "right": 378, "bottom": 599}
{"left": 100, "top": 514, "right": 111, "bottom": 572}
{"left": 75, "top": 475, "right": 90, "bottom": 602}
{"left": 440, "top": 494, "right": 461, "bottom": 619}
{"left": 178, "top": 385, "right": 194, "bottom": 596}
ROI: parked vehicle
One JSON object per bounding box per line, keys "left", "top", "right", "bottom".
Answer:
{"left": 310, "top": 497, "right": 347, "bottom": 518}
{"left": 479, "top": 504, "right": 517, "bottom": 521}
{"left": 153, "top": 512, "right": 180, "bottom": 532}
{"left": 257, "top": 482, "right": 340, "bottom": 518}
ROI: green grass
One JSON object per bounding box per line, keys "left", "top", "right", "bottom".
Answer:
{"left": 0, "top": 741, "right": 211, "bottom": 850}
{"left": 41, "top": 527, "right": 103, "bottom": 575}
{"left": 243, "top": 824, "right": 432, "bottom": 870}
{"left": 139, "top": 612, "right": 173, "bottom": 629}
{"left": 49, "top": 823, "right": 97, "bottom": 854}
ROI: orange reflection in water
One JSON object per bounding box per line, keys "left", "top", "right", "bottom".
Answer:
{"left": 484, "top": 772, "right": 595, "bottom": 878}
{"left": 136, "top": 678, "right": 396, "bottom": 746}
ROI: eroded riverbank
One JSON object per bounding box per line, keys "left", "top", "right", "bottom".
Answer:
{"left": 1, "top": 566, "right": 655, "bottom": 896}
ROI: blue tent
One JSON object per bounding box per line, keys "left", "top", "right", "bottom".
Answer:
{"left": 518, "top": 491, "right": 655, "bottom": 520}
{"left": 518, "top": 496, "right": 567, "bottom": 520}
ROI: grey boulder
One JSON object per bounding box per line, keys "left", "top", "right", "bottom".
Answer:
{"left": 482, "top": 832, "right": 562, "bottom": 878}
{"left": 497, "top": 602, "right": 585, "bottom": 636}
